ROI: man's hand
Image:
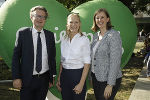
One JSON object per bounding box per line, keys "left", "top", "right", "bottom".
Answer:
{"left": 13, "top": 79, "right": 22, "bottom": 90}
{"left": 49, "top": 77, "right": 55, "bottom": 88}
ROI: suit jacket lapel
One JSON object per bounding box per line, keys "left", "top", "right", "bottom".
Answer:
{"left": 28, "top": 27, "right": 34, "bottom": 61}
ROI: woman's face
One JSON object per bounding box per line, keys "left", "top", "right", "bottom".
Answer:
{"left": 67, "top": 14, "right": 80, "bottom": 34}
{"left": 95, "top": 11, "right": 109, "bottom": 30}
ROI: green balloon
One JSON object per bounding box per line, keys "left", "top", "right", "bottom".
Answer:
{"left": 72, "top": 0, "right": 137, "bottom": 68}
{"left": 0, "top": 0, "right": 69, "bottom": 99}
{"left": 0, "top": 0, "right": 137, "bottom": 99}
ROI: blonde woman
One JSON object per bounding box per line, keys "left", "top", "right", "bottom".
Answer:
{"left": 56, "top": 13, "right": 91, "bottom": 100}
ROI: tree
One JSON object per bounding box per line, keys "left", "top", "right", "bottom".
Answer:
{"left": 119, "top": 0, "right": 150, "bottom": 15}
{"left": 56, "top": 0, "right": 150, "bottom": 15}
{"left": 56, "top": 0, "right": 90, "bottom": 11}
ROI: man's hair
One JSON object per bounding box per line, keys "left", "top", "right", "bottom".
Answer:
{"left": 30, "top": 5, "right": 48, "bottom": 19}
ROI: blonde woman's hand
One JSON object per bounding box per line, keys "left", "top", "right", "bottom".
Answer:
{"left": 56, "top": 80, "right": 61, "bottom": 92}
{"left": 73, "top": 83, "right": 84, "bottom": 94}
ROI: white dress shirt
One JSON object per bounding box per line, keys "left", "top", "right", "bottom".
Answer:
{"left": 61, "top": 33, "right": 91, "bottom": 69}
{"left": 32, "top": 27, "right": 49, "bottom": 75}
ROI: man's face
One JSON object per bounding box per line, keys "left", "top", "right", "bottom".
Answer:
{"left": 30, "top": 9, "right": 46, "bottom": 31}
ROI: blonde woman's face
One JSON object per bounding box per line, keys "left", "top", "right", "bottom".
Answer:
{"left": 67, "top": 15, "right": 80, "bottom": 34}
{"left": 95, "top": 12, "right": 109, "bottom": 30}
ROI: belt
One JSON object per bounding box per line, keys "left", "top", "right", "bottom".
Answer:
{"left": 32, "top": 71, "right": 49, "bottom": 78}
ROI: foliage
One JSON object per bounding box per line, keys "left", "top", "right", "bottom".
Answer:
{"left": 119, "top": 0, "right": 150, "bottom": 15}
{"left": 56, "top": 0, "right": 150, "bottom": 15}
{"left": 56, "top": 0, "right": 91, "bottom": 11}
{"left": 0, "top": 59, "right": 12, "bottom": 80}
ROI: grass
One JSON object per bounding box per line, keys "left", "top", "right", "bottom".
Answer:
{"left": 115, "top": 55, "right": 144, "bottom": 100}
{"left": 0, "top": 59, "right": 20, "bottom": 100}
{"left": 86, "top": 55, "right": 144, "bottom": 100}
{"left": 0, "top": 42, "right": 145, "bottom": 100}
{"left": 0, "top": 82, "right": 19, "bottom": 100}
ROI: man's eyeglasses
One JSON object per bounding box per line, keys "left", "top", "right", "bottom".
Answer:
{"left": 32, "top": 14, "right": 47, "bottom": 20}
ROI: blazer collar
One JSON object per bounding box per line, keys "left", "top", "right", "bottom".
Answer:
{"left": 92, "top": 29, "right": 112, "bottom": 54}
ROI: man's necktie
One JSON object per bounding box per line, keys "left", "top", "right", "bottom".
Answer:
{"left": 36, "top": 32, "right": 42, "bottom": 73}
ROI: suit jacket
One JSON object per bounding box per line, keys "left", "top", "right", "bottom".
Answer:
{"left": 12, "top": 27, "right": 56, "bottom": 87}
{"left": 91, "top": 29, "right": 122, "bottom": 86}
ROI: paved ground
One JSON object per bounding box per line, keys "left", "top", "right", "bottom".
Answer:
{"left": 129, "top": 66, "right": 150, "bottom": 100}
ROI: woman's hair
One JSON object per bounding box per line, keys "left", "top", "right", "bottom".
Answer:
{"left": 65, "top": 13, "right": 83, "bottom": 39}
{"left": 91, "top": 8, "right": 113, "bottom": 32}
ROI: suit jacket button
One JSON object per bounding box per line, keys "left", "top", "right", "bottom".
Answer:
{"left": 94, "top": 65, "right": 96, "bottom": 66}
{"left": 94, "top": 58, "right": 96, "bottom": 60}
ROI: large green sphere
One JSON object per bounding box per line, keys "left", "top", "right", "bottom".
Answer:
{"left": 0, "top": 0, "right": 69, "bottom": 99}
{"left": 0, "top": 0, "right": 69, "bottom": 67}
{"left": 72, "top": 0, "right": 137, "bottom": 68}
{"left": 0, "top": 0, "right": 137, "bottom": 99}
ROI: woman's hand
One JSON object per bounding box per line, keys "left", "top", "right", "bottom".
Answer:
{"left": 104, "top": 85, "right": 113, "bottom": 100}
{"left": 73, "top": 83, "right": 84, "bottom": 94}
{"left": 56, "top": 79, "right": 61, "bottom": 92}
{"left": 56, "top": 63, "right": 62, "bottom": 92}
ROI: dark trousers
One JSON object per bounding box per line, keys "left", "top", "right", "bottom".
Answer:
{"left": 147, "top": 60, "right": 150, "bottom": 77}
{"left": 20, "top": 71, "right": 49, "bottom": 100}
{"left": 91, "top": 72, "right": 122, "bottom": 100}
{"left": 60, "top": 68, "right": 86, "bottom": 100}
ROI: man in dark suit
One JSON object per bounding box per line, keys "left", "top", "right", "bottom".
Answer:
{"left": 12, "top": 5, "right": 56, "bottom": 100}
